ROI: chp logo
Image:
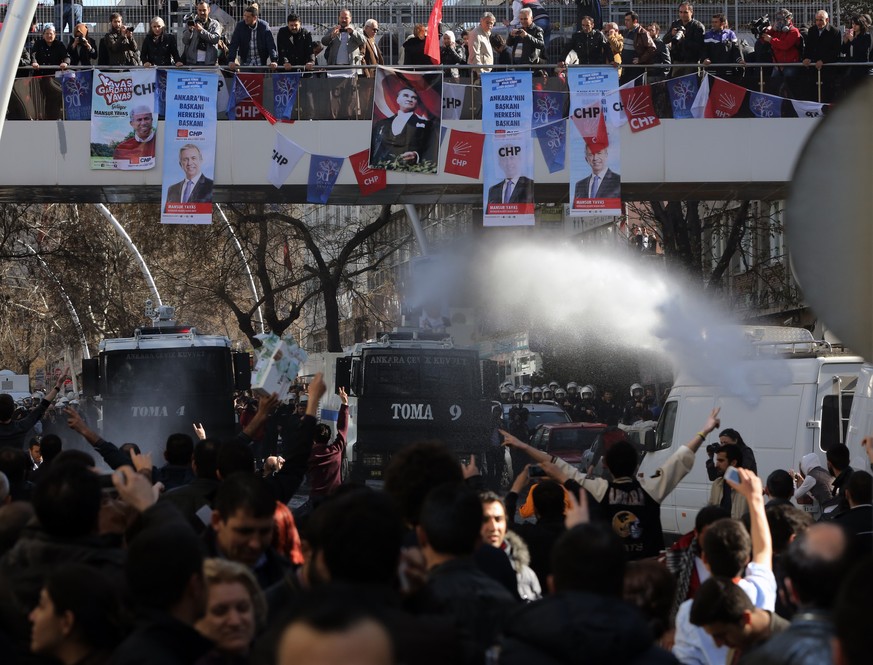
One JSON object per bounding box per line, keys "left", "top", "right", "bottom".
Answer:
{"left": 620, "top": 87, "right": 659, "bottom": 131}
{"left": 176, "top": 129, "right": 204, "bottom": 138}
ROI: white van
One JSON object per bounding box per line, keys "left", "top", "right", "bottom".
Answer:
{"left": 638, "top": 328, "right": 863, "bottom": 536}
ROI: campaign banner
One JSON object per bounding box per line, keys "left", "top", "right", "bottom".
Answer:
{"left": 273, "top": 72, "right": 301, "bottom": 120}
{"left": 227, "top": 73, "right": 266, "bottom": 121}
{"left": 370, "top": 67, "right": 441, "bottom": 173}
{"left": 482, "top": 71, "right": 534, "bottom": 227}
{"left": 62, "top": 70, "right": 92, "bottom": 121}
{"left": 443, "top": 129, "right": 484, "bottom": 179}
{"left": 532, "top": 90, "right": 566, "bottom": 174}
{"left": 620, "top": 84, "right": 660, "bottom": 132}
{"left": 156, "top": 69, "right": 167, "bottom": 118}
{"left": 568, "top": 67, "right": 621, "bottom": 217}
{"left": 161, "top": 70, "right": 219, "bottom": 225}
{"left": 748, "top": 91, "right": 783, "bottom": 118}
{"left": 90, "top": 69, "right": 157, "bottom": 170}
{"left": 307, "top": 155, "right": 344, "bottom": 204}
{"left": 268, "top": 133, "right": 306, "bottom": 189}
{"left": 705, "top": 76, "right": 746, "bottom": 118}
{"left": 665, "top": 74, "right": 699, "bottom": 119}
{"left": 349, "top": 150, "right": 387, "bottom": 197}
{"left": 442, "top": 82, "right": 466, "bottom": 120}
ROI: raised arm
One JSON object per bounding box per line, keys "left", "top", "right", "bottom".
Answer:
{"left": 727, "top": 468, "right": 771, "bottom": 568}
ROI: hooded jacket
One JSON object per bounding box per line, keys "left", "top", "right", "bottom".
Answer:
{"left": 499, "top": 590, "right": 679, "bottom": 665}
{"left": 503, "top": 530, "right": 542, "bottom": 601}
{"left": 794, "top": 453, "right": 834, "bottom": 508}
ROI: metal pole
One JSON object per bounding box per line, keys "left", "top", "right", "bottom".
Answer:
{"left": 215, "top": 203, "right": 265, "bottom": 333}
{"left": 404, "top": 204, "right": 429, "bottom": 256}
{"left": 0, "top": 0, "right": 39, "bottom": 143}
{"left": 17, "top": 240, "right": 91, "bottom": 360}
{"left": 94, "top": 204, "right": 163, "bottom": 306}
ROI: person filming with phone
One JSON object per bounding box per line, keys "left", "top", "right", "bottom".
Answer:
{"left": 708, "top": 444, "right": 747, "bottom": 519}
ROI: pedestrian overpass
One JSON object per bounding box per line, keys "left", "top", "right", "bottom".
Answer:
{"left": 0, "top": 116, "right": 813, "bottom": 204}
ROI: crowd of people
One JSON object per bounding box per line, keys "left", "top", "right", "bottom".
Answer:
{"left": 499, "top": 379, "right": 663, "bottom": 426}
{"left": 13, "top": 3, "right": 872, "bottom": 105}
{"left": 0, "top": 367, "right": 870, "bottom": 665}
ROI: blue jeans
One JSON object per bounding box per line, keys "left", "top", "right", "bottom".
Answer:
{"left": 53, "top": 3, "right": 83, "bottom": 34}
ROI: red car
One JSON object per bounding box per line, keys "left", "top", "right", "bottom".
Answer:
{"left": 531, "top": 422, "right": 610, "bottom": 467}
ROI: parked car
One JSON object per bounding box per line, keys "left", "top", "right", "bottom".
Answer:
{"left": 499, "top": 401, "right": 572, "bottom": 438}
{"left": 531, "top": 422, "right": 608, "bottom": 467}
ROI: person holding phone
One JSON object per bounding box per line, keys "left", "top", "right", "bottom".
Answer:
{"left": 708, "top": 443, "right": 747, "bottom": 519}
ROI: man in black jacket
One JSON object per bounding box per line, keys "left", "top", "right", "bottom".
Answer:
{"left": 565, "top": 15, "right": 610, "bottom": 65}
{"left": 507, "top": 8, "right": 545, "bottom": 71}
{"left": 228, "top": 5, "right": 278, "bottom": 70}
{"left": 0, "top": 372, "right": 67, "bottom": 449}
{"left": 802, "top": 10, "right": 841, "bottom": 101}
{"left": 277, "top": 13, "right": 315, "bottom": 70}
{"left": 665, "top": 2, "right": 705, "bottom": 74}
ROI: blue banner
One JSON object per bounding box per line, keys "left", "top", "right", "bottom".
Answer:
{"left": 156, "top": 69, "right": 167, "bottom": 118}
{"left": 532, "top": 90, "right": 566, "bottom": 174}
{"left": 62, "top": 70, "right": 92, "bottom": 121}
{"left": 161, "top": 70, "right": 220, "bottom": 225}
{"left": 226, "top": 74, "right": 243, "bottom": 119}
{"left": 666, "top": 74, "right": 699, "bottom": 119}
{"left": 272, "top": 72, "right": 301, "bottom": 120}
{"left": 749, "top": 91, "right": 782, "bottom": 118}
{"left": 307, "top": 154, "right": 344, "bottom": 204}
{"left": 481, "top": 71, "right": 535, "bottom": 227}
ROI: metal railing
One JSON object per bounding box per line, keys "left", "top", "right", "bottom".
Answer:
{"left": 7, "top": 60, "right": 864, "bottom": 122}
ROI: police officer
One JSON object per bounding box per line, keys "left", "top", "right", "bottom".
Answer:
{"left": 531, "top": 386, "right": 543, "bottom": 404}
{"left": 576, "top": 384, "right": 600, "bottom": 422}
{"left": 542, "top": 385, "right": 554, "bottom": 402}
{"left": 622, "top": 383, "right": 647, "bottom": 425}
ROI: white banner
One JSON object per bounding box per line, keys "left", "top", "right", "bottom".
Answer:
{"left": 269, "top": 133, "right": 306, "bottom": 189}
{"left": 442, "top": 82, "right": 466, "bottom": 120}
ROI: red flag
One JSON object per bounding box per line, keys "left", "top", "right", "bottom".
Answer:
{"left": 620, "top": 85, "right": 660, "bottom": 132}
{"left": 570, "top": 100, "right": 603, "bottom": 140}
{"left": 443, "top": 129, "right": 484, "bottom": 179}
{"left": 581, "top": 112, "right": 609, "bottom": 151}
{"left": 349, "top": 149, "right": 387, "bottom": 196}
{"left": 233, "top": 74, "right": 277, "bottom": 123}
{"left": 705, "top": 77, "right": 746, "bottom": 118}
{"left": 424, "top": 0, "right": 443, "bottom": 65}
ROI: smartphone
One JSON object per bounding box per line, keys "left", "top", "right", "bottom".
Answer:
{"left": 529, "top": 465, "right": 547, "bottom": 478}
{"left": 724, "top": 466, "right": 740, "bottom": 485}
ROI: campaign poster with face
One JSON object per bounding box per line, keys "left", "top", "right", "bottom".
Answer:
{"left": 90, "top": 70, "right": 157, "bottom": 170}
{"left": 161, "top": 70, "right": 219, "bottom": 225}
{"left": 568, "top": 67, "right": 621, "bottom": 217}
{"left": 482, "top": 71, "right": 534, "bottom": 226}
{"left": 369, "top": 67, "right": 442, "bottom": 173}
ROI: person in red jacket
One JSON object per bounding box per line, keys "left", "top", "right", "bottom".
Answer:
{"left": 303, "top": 387, "right": 350, "bottom": 513}
{"left": 762, "top": 8, "right": 802, "bottom": 98}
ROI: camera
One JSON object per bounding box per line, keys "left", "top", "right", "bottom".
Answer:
{"left": 187, "top": 19, "right": 196, "bottom": 27}
{"left": 750, "top": 15, "right": 771, "bottom": 39}
{"left": 529, "top": 465, "right": 547, "bottom": 478}
{"left": 705, "top": 442, "right": 720, "bottom": 456}
{"left": 673, "top": 24, "right": 685, "bottom": 40}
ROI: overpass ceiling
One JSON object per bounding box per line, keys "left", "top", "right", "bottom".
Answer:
{"left": 0, "top": 182, "right": 791, "bottom": 205}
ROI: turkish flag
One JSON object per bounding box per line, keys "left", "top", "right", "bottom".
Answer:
{"left": 349, "top": 150, "right": 387, "bottom": 196}
{"left": 705, "top": 77, "right": 746, "bottom": 118}
{"left": 443, "top": 129, "right": 484, "bottom": 179}
{"left": 620, "top": 84, "right": 660, "bottom": 132}
{"left": 424, "top": 0, "right": 443, "bottom": 65}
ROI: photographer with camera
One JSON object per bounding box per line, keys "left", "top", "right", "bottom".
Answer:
{"left": 181, "top": 0, "right": 223, "bottom": 67}
{"left": 67, "top": 23, "right": 96, "bottom": 67}
{"left": 98, "top": 13, "right": 140, "bottom": 67}
{"left": 506, "top": 8, "right": 546, "bottom": 75}
{"left": 665, "top": 2, "right": 705, "bottom": 74}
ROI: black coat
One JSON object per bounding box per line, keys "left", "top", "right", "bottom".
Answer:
{"left": 499, "top": 591, "right": 679, "bottom": 665}
{"left": 507, "top": 24, "right": 545, "bottom": 66}
{"left": 67, "top": 35, "right": 97, "bottom": 66}
{"left": 567, "top": 29, "right": 610, "bottom": 64}
{"left": 804, "top": 23, "right": 841, "bottom": 63}
{"left": 140, "top": 31, "right": 180, "bottom": 66}
{"left": 108, "top": 614, "right": 213, "bottom": 665}
{"left": 403, "top": 35, "right": 431, "bottom": 66}
{"left": 276, "top": 26, "right": 315, "bottom": 66}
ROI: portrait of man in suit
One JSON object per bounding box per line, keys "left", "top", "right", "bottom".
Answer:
{"left": 487, "top": 145, "right": 534, "bottom": 204}
{"left": 574, "top": 142, "right": 621, "bottom": 201}
{"left": 370, "top": 86, "right": 435, "bottom": 170}
{"left": 166, "top": 144, "right": 214, "bottom": 205}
